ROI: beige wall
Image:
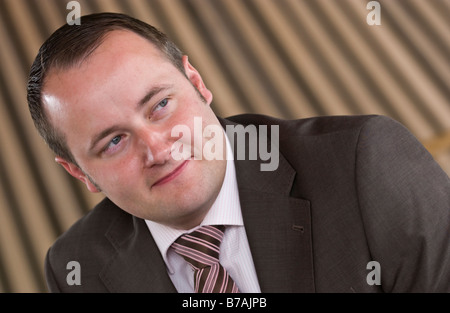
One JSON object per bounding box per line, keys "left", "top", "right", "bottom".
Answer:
{"left": 0, "top": 0, "right": 449, "bottom": 292}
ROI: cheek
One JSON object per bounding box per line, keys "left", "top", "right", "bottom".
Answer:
{"left": 88, "top": 156, "right": 142, "bottom": 190}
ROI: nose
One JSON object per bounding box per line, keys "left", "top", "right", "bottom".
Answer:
{"left": 137, "top": 126, "right": 172, "bottom": 167}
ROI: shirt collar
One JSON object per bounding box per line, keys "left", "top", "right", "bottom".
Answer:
{"left": 145, "top": 132, "right": 243, "bottom": 270}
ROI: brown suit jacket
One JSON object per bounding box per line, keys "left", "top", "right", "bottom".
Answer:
{"left": 45, "top": 114, "right": 450, "bottom": 292}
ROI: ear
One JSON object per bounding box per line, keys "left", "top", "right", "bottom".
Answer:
{"left": 55, "top": 156, "right": 101, "bottom": 193}
{"left": 182, "top": 55, "right": 213, "bottom": 105}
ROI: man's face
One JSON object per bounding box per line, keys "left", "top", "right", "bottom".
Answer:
{"left": 42, "top": 30, "right": 226, "bottom": 229}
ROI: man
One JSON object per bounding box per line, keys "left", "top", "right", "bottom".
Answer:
{"left": 28, "top": 13, "right": 449, "bottom": 293}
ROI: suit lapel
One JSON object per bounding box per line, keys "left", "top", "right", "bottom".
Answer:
{"left": 222, "top": 117, "right": 315, "bottom": 292}
{"left": 237, "top": 187, "right": 315, "bottom": 292}
{"left": 99, "top": 211, "right": 177, "bottom": 292}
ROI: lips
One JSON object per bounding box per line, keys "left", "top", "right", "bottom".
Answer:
{"left": 152, "top": 160, "right": 189, "bottom": 187}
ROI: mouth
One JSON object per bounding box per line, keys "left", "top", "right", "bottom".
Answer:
{"left": 152, "top": 160, "right": 190, "bottom": 187}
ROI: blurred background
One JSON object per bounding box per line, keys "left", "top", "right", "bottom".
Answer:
{"left": 0, "top": 0, "right": 449, "bottom": 292}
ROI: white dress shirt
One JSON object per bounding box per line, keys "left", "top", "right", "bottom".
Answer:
{"left": 145, "top": 134, "right": 261, "bottom": 293}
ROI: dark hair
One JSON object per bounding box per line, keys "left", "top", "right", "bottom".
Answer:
{"left": 27, "top": 12, "right": 184, "bottom": 164}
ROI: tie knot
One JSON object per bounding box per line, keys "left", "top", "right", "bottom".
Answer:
{"left": 172, "top": 225, "right": 225, "bottom": 269}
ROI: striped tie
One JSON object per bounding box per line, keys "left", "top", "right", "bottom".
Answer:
{"left": 172, "top": 225, "right": 240, "bottom": 293}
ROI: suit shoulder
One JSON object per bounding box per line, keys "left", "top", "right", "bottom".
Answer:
{"left": 56, "top": 198, "right": 122, "bottom": 241}
{"left": 47, "top": 198, "right": 125, "bottom": 262}
{"left": 45, "top": 198, "right": 127, "bottom": 292}
{"left": 224, "top": 113, "right": 388, "bottom": 137}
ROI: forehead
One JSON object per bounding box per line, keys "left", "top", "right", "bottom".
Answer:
{"left": 72, "top": 29, "right": 165, "bottom": 74}
{"left": 91, "top": 29, "right": 161, "bottom": 59}
{"left": 43, "top": 29, "right": 169, "bottom": 105}
{"left": 42, "top": 29, "right": 166, "bottom": 98}
{"left": 41, "top": 29, "right": 177, "bottom": 145}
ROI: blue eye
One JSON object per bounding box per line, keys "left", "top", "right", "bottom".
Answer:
{"left": 155, "top": 98, "right": 168, "bottom": 111}
{"left": 111, "top": 136, "right": 121, "bottom": 145}
{"left": 104, "top": 135, "right": 122, "bottom": 152}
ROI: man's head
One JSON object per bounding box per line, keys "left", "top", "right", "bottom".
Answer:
{"left": 27, "top": 13, "right": 226, "bottom": 229}
{"left": 28, "top": 13, "right": 185, "bottom": 165}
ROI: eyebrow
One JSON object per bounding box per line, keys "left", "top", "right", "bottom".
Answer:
{"left": 88, "top": 84, "right": 173, "bottom": 152}
{"left": 89, "top": 126, "right": 121, "bottom": 153}
{"left": 137, "top": 85, "right": 172, "bottom": 109}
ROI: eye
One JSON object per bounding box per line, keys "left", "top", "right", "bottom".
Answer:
{"left": 111, "top": 136, "right": 121, "bottom": 145}
{"left": 154, "top": 98, "right": 168, "bottom": 112}
{"left": 103, "top": 135, "right": 122, "bottom": 153}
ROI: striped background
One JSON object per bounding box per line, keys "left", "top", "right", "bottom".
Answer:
{"left": 0, "top": 0, "right": 449, "bottom": 292}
